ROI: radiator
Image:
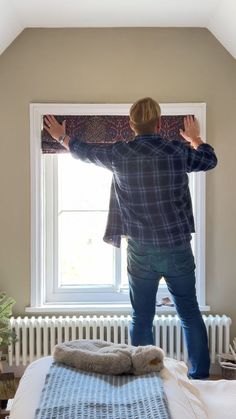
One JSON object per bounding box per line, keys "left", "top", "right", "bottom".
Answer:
{"left": 8, "top": 314, "right": 231, "bottom": 367}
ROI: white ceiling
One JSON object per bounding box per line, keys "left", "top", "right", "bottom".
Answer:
{"left": 1, "top": 0, "right": 236, "bottom": 59}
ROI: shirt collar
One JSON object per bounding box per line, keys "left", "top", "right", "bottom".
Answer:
{"left": 134, "top": 134, "right": 163, "bottom": 141}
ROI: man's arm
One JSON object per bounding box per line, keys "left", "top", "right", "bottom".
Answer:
{"left": 44, "top": 115, "right": 113, "bottom": 170}
{"left": 180, "top": 115, "right": 217, "bottom": 172}
{"left": 185, "top": 143, "right": 217, "bottom": 172}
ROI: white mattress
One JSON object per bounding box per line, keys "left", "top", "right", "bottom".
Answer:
{"left": 9, "top": 356, "right": 236, "bottom": 419}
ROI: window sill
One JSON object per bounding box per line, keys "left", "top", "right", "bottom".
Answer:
{"left": 25, "top": 304, "right": 211, "bottom": 314}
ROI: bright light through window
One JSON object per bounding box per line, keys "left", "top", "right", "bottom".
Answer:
{"left": 58, "top": 154, "right": 116, "bottom": 286}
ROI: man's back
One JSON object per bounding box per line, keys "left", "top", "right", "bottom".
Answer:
{"left": 104, "top": 134, "right": 216, "bottom": 248}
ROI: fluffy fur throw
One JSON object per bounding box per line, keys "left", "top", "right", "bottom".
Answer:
{"left": 53, "top": 339, "right": 164, "bottom": 376}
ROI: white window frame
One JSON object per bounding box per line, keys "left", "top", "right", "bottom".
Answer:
{"left": 27, "top": 103, "right": 209, "bottom": 313}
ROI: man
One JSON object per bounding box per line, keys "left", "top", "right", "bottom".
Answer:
{"left": 44, "top": 97, "right": 217, "bottom": 379}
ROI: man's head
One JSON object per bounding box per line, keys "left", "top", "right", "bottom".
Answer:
{"left": 129, "top": 97, "right": 161, "bottom": 136}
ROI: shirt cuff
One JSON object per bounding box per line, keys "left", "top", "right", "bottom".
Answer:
{"left": 68, "top": 136, "right": 80, "bottom": 152}
{"left": 197, "top": 143, "right": 215, "bottom": 152}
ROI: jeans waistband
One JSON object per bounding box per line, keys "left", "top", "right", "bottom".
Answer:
{"left": 127, "top": 238, "right": 192, "bottom": 254}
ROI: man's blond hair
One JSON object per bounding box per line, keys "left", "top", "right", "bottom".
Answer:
{"left": 129, "top": 97, "right": 161, "bottom": 135}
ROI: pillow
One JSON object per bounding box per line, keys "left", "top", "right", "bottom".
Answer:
{"left": 161, "top": 358, "right": 208, "bottom": 419}
{"left": 193, "top": 379, "right": 236, "bottom": 419}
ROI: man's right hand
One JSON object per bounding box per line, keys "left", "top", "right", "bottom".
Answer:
{"left": 180, "top": 116, "right": 203, "bottom": 149}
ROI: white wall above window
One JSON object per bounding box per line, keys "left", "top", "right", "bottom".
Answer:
{"left": 27, "top": 102, "right": 209, "bottom": 314}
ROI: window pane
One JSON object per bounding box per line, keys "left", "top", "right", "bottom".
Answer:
{"left": 58, "top": 212, "right": 114, "bottom": 286}
{"left": 58, "top": 154, "right": 112, "bottom": 211}
{"left": 57, "top": 153, "right": 114, "bottom": 287}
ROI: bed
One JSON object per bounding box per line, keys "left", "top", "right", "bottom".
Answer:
{"left": 9, "top": 356, "right": 236, "bottom": 419}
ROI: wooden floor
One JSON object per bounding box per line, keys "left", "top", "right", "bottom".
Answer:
{"left": 209, "top": 374, "right": 223, "bottom": 380}
{"left": 0, "top": 377, "right": 20, "bottom": 419}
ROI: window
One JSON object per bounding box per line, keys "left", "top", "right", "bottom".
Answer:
{"left": 28, "top": 103, "right": 208, "bottom": 313}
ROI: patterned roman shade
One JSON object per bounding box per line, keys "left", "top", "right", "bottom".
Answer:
{"left": 41, "top": 115, "right": 186, "bottom": 153}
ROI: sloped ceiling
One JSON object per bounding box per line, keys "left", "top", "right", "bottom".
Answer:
{"left": 0, "top": 0, "right": 236, "bottom": 59}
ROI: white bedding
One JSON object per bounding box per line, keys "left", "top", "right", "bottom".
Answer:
{"left": 9, "top": 356, "right": 236, "bottom": 419}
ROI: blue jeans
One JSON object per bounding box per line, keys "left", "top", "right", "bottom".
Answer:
{"left": 127, "top": 239, "right": 210, "bottom": 379}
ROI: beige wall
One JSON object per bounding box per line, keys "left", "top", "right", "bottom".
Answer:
{"left": 0, "top": 28, "right": 235, "bottom": 337}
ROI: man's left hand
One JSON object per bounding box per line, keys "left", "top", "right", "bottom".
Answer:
{"left": 44, "top": 115, "right": 66, "bottom": 141}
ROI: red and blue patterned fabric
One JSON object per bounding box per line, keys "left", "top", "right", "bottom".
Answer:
{"left": 42, "top": 115, "right": 187, "bottom": 153}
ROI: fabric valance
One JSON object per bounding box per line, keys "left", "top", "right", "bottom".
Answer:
{"left": 41, "top": 115, "right": 185, "bottom": 154}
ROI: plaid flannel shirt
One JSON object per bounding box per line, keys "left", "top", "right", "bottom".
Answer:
{"left": 69, "top": 134, "right": 217, "bottom": 248}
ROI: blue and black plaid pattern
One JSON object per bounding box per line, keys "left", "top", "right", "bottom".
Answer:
{"left": 69, "top": 134, "right": 217, "bottom": 248}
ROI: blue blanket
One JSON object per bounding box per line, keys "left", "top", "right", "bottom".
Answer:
{"left": 35, "top": 362, "right": 171, "bottom": 419}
